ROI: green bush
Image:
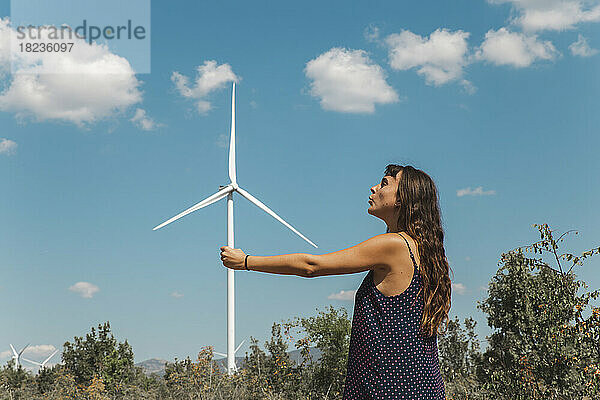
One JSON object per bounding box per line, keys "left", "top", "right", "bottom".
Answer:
{"left": 475, "top": 224, "right": 600, "bottom": 400}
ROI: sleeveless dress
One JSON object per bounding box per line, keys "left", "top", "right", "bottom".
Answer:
{"left": 342, "top": 233, "right": 446, "bottom": 400}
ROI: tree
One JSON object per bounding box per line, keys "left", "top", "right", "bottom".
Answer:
{"left": 438, "top": 316, "right": 489, "bottom": 399}
{"left": 240, "top": 306, "right": 351, "bottom": 400}
{"left": 287, "top": 305, "right": 352, "bottom": 399}
{"left": 476, "top": 223, "right": 600, "bottom": 399}
{"left": 242, "top": 324, "right": 303, "bottom": 399}
{"left": 263, "top": 322, "right": 296, "bottom": 395}
{"left": 438, "top": 316, "right": 480, "bottom": 380}
{"left": 164, "top": 346, "right": 226, "bottom": 399}
{"left": 242, "top": 336, "right": 269, "bottom": 399}
{"left": 62, "top": 321, "right": 140, "bottom": 396}
{"left": 0, "top": 359, "right": 36, "bottom": 399}
{"left": 35, "top": 364, "right": 58, "bottom": 394}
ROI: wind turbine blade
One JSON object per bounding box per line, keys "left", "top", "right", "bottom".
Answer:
{"left": 213, "top": 351, "right": 227, "bottom": 358}
{"left": 228, "top": 82, "right": 237, "bottom": 184}
{"left": 236, "top": 186, "right": 318, "bottom": 248}
{"left": 21, "top": 358, "right": 41, "bottom": 366}
{"left": 234, "top": 339, "right": 245, "bottom": 353}
{"left": 42, "top": 350, "right": 59, "bottom": 365}
{"left": 19, "top": 343, "right": 30, "bottom": 356}
{"left": 153, "top": 185, "right": 233, "bottom": 230}
{"left": 10, "top": 344, "right": 17, "bottom": 356}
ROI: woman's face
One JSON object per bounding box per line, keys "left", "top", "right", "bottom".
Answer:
{"left": 368, "top": 171, "right": 401, "bottom": 219}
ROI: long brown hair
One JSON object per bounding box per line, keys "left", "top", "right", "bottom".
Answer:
{"left": 384, "top": 164, "right": 452, "bottom": 338}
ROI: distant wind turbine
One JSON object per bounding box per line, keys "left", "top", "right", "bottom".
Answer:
{"left": 213, "top": 339, "right": 245, "bottom": 373}
{"left": 153, "top": 82, "right": 317, "bottom": 375}
{"left": 9, "top": 343, "right": 29, "bottom": 370}
{"left": 23, "top": 349, "right": 59, "bottom": 370}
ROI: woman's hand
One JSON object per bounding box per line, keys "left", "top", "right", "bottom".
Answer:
{"left": 220, "top": 246, "right": 247, "bottom": 270}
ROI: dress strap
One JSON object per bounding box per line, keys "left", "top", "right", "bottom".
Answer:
{"left": 397, "top": 232, "right": 419, "bottom": 269}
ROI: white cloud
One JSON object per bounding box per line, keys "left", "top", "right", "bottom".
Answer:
{"left": 0, "top": 19, "right": 9, "bottom": 75}
{"left": 457, "top": 186, "right": 496, "bottom": 197}
{"left": 170, "top": 291, "right": 184, "bottom": 298}
{"left": 475, "top": 27, "right": 559, "bottom": 67}
{"left": 385, "top": 28, "right": 471, "bottom": 86}
{"left": 216, "top": 133, "right": 228, "bottom": 148}
{"left": 488, "top": 0, "right": 600, "bottom": 32}
{"left": 24, "top": 344, "right": 56, "bottom": 358}
{"left": 460, "top": 79, "right": 477, "bottom": 94}
{"left": 452, "top": 282, "right": 467, "bottom": 295}
{"left": 305, "top": 47, "right": 399, "bottom": 113}
{"left": 0, "top": 18, "right": 143, "bottom": 127}
{"left": 130, "top": 108, "right": 162, "bottom": 130}
{"left": 171, "top": 60, "right": 239, "bottom": 115}
{"left": 328, "top": 289, "right": 357, "bottom": 301}
{"left": 569, "top": 33, "right": 599, "bottom": 56}
{"left": 69, "top": 281, "right": 100, "bottom": 298}
{"left": 364, "top": 24, "right": 381, "bottom": 42}
{"left": 0, "top": 138, "right": 17, "bottom": 155}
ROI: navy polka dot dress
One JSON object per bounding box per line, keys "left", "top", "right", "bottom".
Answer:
{"left": 342, "top": 233, "right": 446, "bottom": 400}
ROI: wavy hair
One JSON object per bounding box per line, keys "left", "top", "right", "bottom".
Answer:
{"left": 384, "top": 164, "right": 452, "bottom": 338}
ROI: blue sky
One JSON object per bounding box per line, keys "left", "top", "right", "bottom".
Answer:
{"left": 1, "top": 0, "right": 599, "bottom": 368}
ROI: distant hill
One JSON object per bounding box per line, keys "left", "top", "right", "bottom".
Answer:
{"left": 136, "top": 347, "right": 322, "bottom": 376}
{"left": 135, "top": 358, "right": 169, "bottom": 376}
{"left": 288, "top": 347, "right": 322, "bottom": 367}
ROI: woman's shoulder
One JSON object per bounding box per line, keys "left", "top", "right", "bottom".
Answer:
{"left": 369, "top": 233, "right": 412, "bottom": 260}
{"left": 380, "top": 232, "right": 420, "bottom": 266}
{"left": 377, "top": 232, "right": 414, "bottom": 247}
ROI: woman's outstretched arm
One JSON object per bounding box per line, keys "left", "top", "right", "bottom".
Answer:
{"left": 220, "top": 246, "right": 311, "bottom": 277}
{"left": 220, "top": 233, "right": 404, "bottom": 277}
{"left": 248, "top": 253, "right": 312, "bottom": 277}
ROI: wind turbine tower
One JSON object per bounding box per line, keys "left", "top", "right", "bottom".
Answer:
{"left": 153, "top": 83, "right": 317, "bottom": 375}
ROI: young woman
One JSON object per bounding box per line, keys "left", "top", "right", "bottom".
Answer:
{"left": 220, "top": 164, "right": 451, "bottom": 399}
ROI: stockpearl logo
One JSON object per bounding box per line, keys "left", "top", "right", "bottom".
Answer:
{"left": 15, "top": 20, "right": 147, "bottom": 45}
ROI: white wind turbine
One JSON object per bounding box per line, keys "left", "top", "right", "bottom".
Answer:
{"left": 23, "top": 349, "right": 59, "bottom": 370}
{"left": 9, "top": 343, "right": 29, "bottom": 370}
{"left": 213, "top": 339, "right": 245, "bottom": 373}
{"left": 153, "top": 82, "right": 317, "bottom": 375}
